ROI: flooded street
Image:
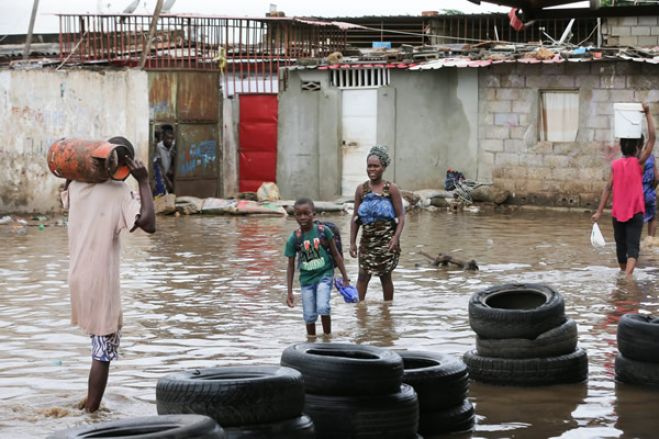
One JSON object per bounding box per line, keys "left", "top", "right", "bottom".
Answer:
{"left": 1, "top": 209, "right": 659, "bottom": 438}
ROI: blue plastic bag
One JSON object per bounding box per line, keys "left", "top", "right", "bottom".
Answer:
{"left": 335, "top": 278, "right": 359, "bottom": 303}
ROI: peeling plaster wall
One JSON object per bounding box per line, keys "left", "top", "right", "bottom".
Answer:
{"left": 0, "top": 69, "right": 149, "bottom": 214}
{"left": 478, "top": 62, "right": 659, "bottom": 208}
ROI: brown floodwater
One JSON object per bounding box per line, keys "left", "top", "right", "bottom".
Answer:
{"left": 1, "top": 208, "right": 658, "bottom": 438}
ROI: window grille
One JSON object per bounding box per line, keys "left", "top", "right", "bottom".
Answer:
{"left": 331, "top": 68, "right": 390, "bottom": 89}
{"left": 301, "top": 81, "right": 321, "bottom": 91}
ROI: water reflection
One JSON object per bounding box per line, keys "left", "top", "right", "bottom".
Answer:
{"left": 0, "top": 210, "right": 658, "bottom": 438}
{"left": 354, "top": 303, "right": 398, "bottom": 347}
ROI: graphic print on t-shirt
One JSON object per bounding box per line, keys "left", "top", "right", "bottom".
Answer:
{"left": 300, "top": 237, "right": 326, "bottom": 271}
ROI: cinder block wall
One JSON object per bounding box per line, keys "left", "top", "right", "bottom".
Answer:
{"left": 478, "top": 62, "right": 659, "bottom": 208}
{"left": 603, "top": 16, "right": 659, "bottom": 47}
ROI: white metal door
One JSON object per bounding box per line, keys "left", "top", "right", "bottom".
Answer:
{"left": 341, "top": 89, "right": 378, "bottom": 197}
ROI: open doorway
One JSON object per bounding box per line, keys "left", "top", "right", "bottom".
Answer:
{"left": 152, "top": 123, "right": 177, "bottom": 196}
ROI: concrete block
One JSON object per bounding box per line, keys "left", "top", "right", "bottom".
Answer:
{"left": 610, "top": 89, "right": 635, "bottom": 102}
{"left": 512, "top": 99, "right": 534, "bottom": 114}
{"left": 492, "top": 167, "right": 505, "bottom": 179}
{"left": 494, "top": 113, "right": 519, "bottom": 126}
{"left": 487, "top": 100, "right": 512, "bottom": 113}
{"left": 631, "top": 26, "right": 651, "bottom": 36}
{"left": 552, "top": 167, "right": 578, "bottom": 180}
{"left": 496, "top": 88, "right": 521, "bottom": 101}
{"left": 542, "top": 179, "right": 563, "bottom": 193}
{"left": 606, "top": 36, "right": 620, "bottom": 46}
{"left": 495, "top": 152, "right": 520, "bottom": 166}
{"left": 591, "top": 89, "right": 610, "bottom": 102}
{"left": 587, "top": 115, "right": 610, "bottom": 130}
{"left": 579, "top": 192, "right": 599, "bottom": 208}
{"left": 529, "top": 75, "right": 576, "bottom": 89}
{"left": 620, "top": 17, "right": 638, "bottom": 26}
{"left": 613, "top": 62, "right": 642, "bottom": 76}
{"left": 595, "top": 102, "right": 615, "bottom": 115}
{"left": 523, "top": 179, "right": 544, "bottom": 193}
{"left": 482, "top": 88, "right": 496, "bottom": 100}
{"left": 611, "top": 26, "right": 631, "bottom": 36}
{"left": 545, "top": 155, "right": 571, "bottom": 168}
{"left": 638, "top": 36, "right": 659, "bottom": 46}
{"left": 480, "top": 151, "right": 495, "bottom": 165}
{"left": 618, "top": 36, "right": 638, "bottom": 46}
{"left": 524, "top": 153, "right": 545, "bottom": 167}
{"left": 480, "top": 139, "right": 504, "bottom": 152}
{"left": 477, "top": 162, "right": 494, "bottom": 182}
{"left": 503, "top": 166, "right": 524, "bottom": 178}
{"left": 638, "top": 16, "right": 658, "bottom": 26}
{"left": 485, "top": 126, "right": 510, "bottom": 140}
{"left": 652, "top": 27, "right": 659, "bottom": 36}
{"left": 510, "top": 126, "right": 529, "bottom": 140}
{"left": 504, "top": 139, "right": 526, "bottom": 153}
{"left": 627, "top": 75, "right": 659, "bottom": 90}
{"left": 552, "top": 142, "right": 577, "bottom": 155}
{"left": 532, "top": 141, "right": 553, "bottom": 155}
{"left": 530, "top": 167, "right": 552, "bottom": 180}
{"left": 483, "top": 113, "right": 494, "bottom": 125}
{"left": 499, "top": 73, "right": 526, "bottom": 88}
{"left": 484, "top": 74, "right": 500, "bottom": 88}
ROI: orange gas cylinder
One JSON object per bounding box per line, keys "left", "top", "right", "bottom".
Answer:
{"left": 47, "top": 138, "right": 134, "bottom": 183}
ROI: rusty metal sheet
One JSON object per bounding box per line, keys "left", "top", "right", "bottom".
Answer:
{"left": 176, "top": 124, "right": 219, "bottom": 182}
{"left": 148, "top": 72, "right": 177, "bottom": 121}
{"left": 177, "top": 72, "right": 219, "bottom": 122}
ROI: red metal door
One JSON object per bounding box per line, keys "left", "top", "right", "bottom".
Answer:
{"left": 239, "top": 94, "right": 278, "bottom": 193}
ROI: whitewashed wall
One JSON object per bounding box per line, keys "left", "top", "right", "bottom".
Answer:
{"left": 0, "top": 69, "right": 149, "bottom": 213}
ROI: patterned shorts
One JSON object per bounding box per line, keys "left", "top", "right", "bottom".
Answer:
{"left": 90, "top": 332, "right": 121, "bottom": 362}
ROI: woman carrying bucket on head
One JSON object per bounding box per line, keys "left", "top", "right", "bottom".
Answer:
{"left": 592, "top": 103, "right": 656, "bottom": 278}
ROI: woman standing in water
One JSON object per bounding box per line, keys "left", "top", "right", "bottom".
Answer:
{"left": 349, "top": 145, "right": 405, "bottom": 301}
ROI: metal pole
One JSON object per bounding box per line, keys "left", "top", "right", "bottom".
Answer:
{"left": 23, "top": 0, "right": 40, "bottom": 60}
{"left": 139, "top": 0, "right": 164, "bottom": 69}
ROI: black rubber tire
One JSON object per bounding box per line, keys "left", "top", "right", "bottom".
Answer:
{"left": 156, "top": 366, "right": 304, "bottom": 427}
{"left": 397, "top": 350, "right": 469, "bottom": 411}
{"left": 223, "top": 415, "right": 315, "bottom": 439}
{"left": 617, "top": 314, "right": 659, "bottom": 363}
{"left": 304, "top": 384, "right": 419, "bottom": 439}
{"left": 280, "top": 342, "right": 403, "bottom": 396}
{"left": 463, "top": 348, "right": 588, "bottom": 386}
{"left": 47, "top": 414, "right": 224, "bottom": 439}
{"left": 469, "top": 283, "right": 565, "bottom": 339}
{"left": 418, "top": 400, "right": 475, "bottom": 436}
{"left": 615, "top": 353, "right": 659, "bottom": 386}
{"left": 476, "top": 318, "right": 578, "bottom": 359}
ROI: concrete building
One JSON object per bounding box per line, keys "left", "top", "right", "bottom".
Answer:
{"left": 277, "top": 58, "right": 658, "bottom": 208}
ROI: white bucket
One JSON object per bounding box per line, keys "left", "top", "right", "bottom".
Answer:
{"left": 614, "top": 102, "right": 644, "bottom": 139}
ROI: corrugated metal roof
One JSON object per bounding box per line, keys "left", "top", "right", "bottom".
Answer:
{"left": 285, "top": 52, "right": 659, "bottom": 72}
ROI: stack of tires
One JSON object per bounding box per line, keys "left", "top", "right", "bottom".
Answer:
{"left": 156, "top": 365, "right": 315, "bottom": 438}
{"left": 398, "top": 351, "right": 474, "bottom": 436}
{"left": 464, "top": 284, "right": 588, "bottom": 385}
{"left": 281, "top": 342, "right": 419, "bottom": 439}
{"left": 616, "top": 313, "right": 659, "bottom": 385}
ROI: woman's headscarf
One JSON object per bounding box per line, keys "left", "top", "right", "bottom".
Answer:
{"left": 368, "top": 145, "right": 391, "bottom": 168}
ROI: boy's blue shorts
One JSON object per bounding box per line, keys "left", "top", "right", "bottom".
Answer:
{"left": 300, "top": 276, "right": 333, "bottom": 324}
{"left": 91, "top": 331, "right": 121, "bottom": 362}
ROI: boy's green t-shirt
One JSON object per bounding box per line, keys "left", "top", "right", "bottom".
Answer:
{"left": 284, "top": 225, "right": 335, "bottom": 286}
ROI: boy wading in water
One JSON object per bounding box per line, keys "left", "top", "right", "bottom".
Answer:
{"left": 285, "top": 198, "right": 350, "bottom": 336}
{"left": 63, "top": 138, "right": 155, "bottom": 412}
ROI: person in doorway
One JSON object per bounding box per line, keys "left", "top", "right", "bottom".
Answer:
{"left": 63, "top": 137, "right": 155, "bottom": 412}
{"left": 592, "top": 103, "right": 655, "bottom": 277}
{"left": 641, "top": 147, "right": 658, "bottom": 237}
{"left": 154, "top": 124, "right": 176, "bottom": 193}
{"left": 284, "top": 198, "right": 350, "bottom": 337}
{"left": 349, "top": 145, "right": 405, "bottom": 301}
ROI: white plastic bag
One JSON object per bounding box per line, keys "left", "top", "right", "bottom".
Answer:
{"left": 591, "top": 223, "right": 606, "bottom": 248}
